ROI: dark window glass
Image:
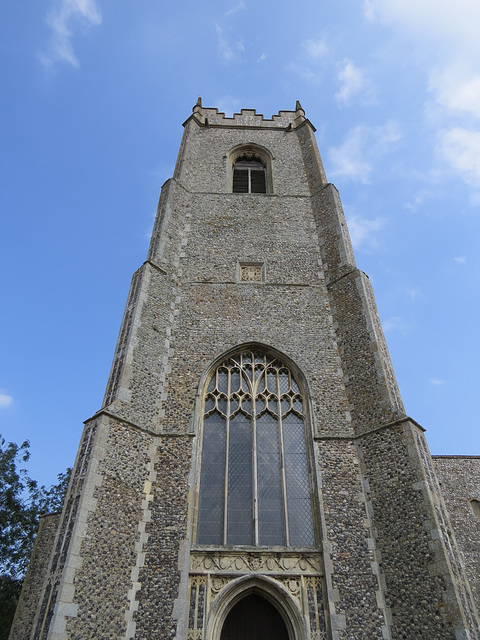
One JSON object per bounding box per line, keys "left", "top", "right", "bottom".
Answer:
{"left": 250, "top": 169, "right": 266, "bottom": 193}
{"left": 257, "top": 413, "right": 284, "bottom": 545}
{"left": 227, "top": 414, "right": 254, "bottom": 545}
{"left": 197, "top": 414, "right": 226, "bottom": 544}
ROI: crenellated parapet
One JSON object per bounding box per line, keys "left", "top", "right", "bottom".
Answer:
{"left": 186, "top": 96, "right": 312, "bottom": 130}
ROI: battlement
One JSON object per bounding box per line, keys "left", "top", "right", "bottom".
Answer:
{"left": 185, "top": 97, "right": 313, "bottom": 130}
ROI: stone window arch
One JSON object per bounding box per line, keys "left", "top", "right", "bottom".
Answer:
{"left": 228, "top": 145, "right": 273, "bottom": 194}
{"left": 195, "top": 347, "right": 316, "bottom": 547}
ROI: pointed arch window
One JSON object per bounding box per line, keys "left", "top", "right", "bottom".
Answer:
{"left": 196, "top": 350, "right": 315, "bottom": 547}
{"left": 232, "top": 155, "right": 267, "bottom": 193}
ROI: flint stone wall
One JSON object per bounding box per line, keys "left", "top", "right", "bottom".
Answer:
{"left": 433, "top": 456, "right": 480, "bottom": 609}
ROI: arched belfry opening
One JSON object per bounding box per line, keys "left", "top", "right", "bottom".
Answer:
{"left": 228, "top": 144, "right": 273, "bottom": 194}
{"left": 220, "top": 594, "right": 289, "bottom": 640}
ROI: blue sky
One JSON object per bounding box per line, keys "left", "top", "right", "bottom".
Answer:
{"left": 1, "top": 0, "right": 479, "bottom": 488}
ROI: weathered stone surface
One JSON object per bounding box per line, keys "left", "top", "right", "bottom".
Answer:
{"left": 13, "top": 102, "right": 479, "bottom": 640}
{"left": 433, "top": 456, "right": 480, "bottom": 610}
{"left": 9, "top": 513, "right": 61, "bottom": 640}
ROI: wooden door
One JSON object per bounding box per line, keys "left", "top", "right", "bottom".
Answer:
{"left": 220, "top": 594, "right": 289, "bottom": 640}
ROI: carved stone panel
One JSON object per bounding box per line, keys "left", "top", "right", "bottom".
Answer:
{"left": 187, "top": 550, "right": 327, "bottom": 640}
{"left": 239, "top": 263, "right": 263, "bottom": 282}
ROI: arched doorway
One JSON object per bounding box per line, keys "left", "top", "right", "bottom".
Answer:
{"left": 220, "top": 594, "right": 289, "bottom": 640}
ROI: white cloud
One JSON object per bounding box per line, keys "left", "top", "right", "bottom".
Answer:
{"left": 429, "top": 67, "right": 480, "bottom": 122}
{"left": 427, "top": 70, "right": 480, "bottom": 191}
{"left": 364, "top": 0, "right": 480, "bottom": 55}
{"left": 257, "top": 53, "right": 267, "bottom": 63}
{"left": 215, "top": 24, "right": 245, "bottom": 62}
{"left": 404, "top": 286, "right": 423, "bottom": 302}
{"left": 363, "top": 0, "right": 376, "bottom": 22}
{"left": 430, "top": 378, "right": 446, "bottom": 385}
{"left": 0, "top": 392, "right": 14, "bottom": 409}
{"left": 437, "top": 127, "right": 480, "bottom": 187}
{"left": 328, "top": 121, "right": 401, "bottom": 182}
{"left": 215, "top": 96, "right": 242, "bottom": 117}
{"left": 287, "top": 37, "right": 330, "bottom": 84}
{"left": 287, "top": 62, "right": 317, "bottom": 84}
{"left": 335, "top": 60, "right": 375, "bottom": 106}
{"left": 382, "top": 316, "right": 412, "bottom": 335}
{"left": 225, "top": 1, "right": 247, "bottom": 17}
{"left": 303, "top": 38, "right": 329, "bottom": 60}
{"left": 404, "top": 189, "right": 436, "bottom": 212}
{"left": 39, "top": 0, "right": 101, "bottom": 68}
{"left": 364, "top": 0, "right": 480, "bottom": 195}
{"left": 345, "top": 213, "right": 385, "bottom": 250}
{"left": 468, "top": 191, "right": 480, "bottom": 206}
{"left": 329, "top": 127, "right": 373, "bottom": 182}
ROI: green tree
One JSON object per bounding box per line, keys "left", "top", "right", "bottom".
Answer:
{"left": 0, "top": 435, "right": 70, "bottom": 639}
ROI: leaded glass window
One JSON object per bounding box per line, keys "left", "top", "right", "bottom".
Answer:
{"left": 197, "top": 351, "right": 315, "bottom": 547}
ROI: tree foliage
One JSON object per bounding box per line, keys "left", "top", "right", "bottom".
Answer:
{"left": 0, "top": 435, "right": 71, "bottom": 637}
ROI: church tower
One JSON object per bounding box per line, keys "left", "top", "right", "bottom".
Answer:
{"left": 12, "top": 101, "right": 480, "bottom": 640}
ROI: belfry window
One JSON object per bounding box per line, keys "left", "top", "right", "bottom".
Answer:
{"left": 196, "top": 350, "right": 315, "bottom": 547}
{"left": 233, "top": 155, "right": 267, "bottom": 193}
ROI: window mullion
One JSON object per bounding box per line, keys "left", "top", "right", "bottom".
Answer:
{"left": 277, "top": 372, "right": 290, "bottom": 546}
{"left": 223, "top": 370, "right": 231, "bottom": 545}
{"left": 248, "top": 168, "right": 251, "bottom": 194}
{"left": 252, "top": 366, "right": 259, "bottom": 546}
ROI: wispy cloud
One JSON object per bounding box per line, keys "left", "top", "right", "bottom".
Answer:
{"left": 216, "top": 95, "right": 242, "bottom": 117}
{"left": 437, "top": 127, "right": 480, "bottom": 187}
{"left": 429, "top": 67, "right": 480, "bottom": 121}
{"left": 215, "top": 23, "right": 245, "bottom": 62}
{"left": 404, "top": 188, "right": 439, "bottom": 212}
{"left": 328, "top": 121, "right": 401, "bottom": 182}
{"left": 345, "top": 212, "right": 386, "bottom": 250}
{"left": 335, "top": 59, "right": 375, "bottom": 106}
{"left": 303, "top": 38, "right": 329, "bottom": 60}
{"left": 0, "top": 391, "right": 14, "bottom": 409}
{"left": 288, "top": 37, "right": 329, "bottom": 84}
{"left": 39, "top": 0, "right": 102, "bottom": 68}
{"left": 430, "top": 378, "right": 446, "bottom": 385}
{"left": 382, "top": 316, "right": 412, "bottom": 335}
{"left": 329, "top": 127, "right": 373, "bottom": 182}
{"left": 454, "top": 256, "right": 467, "bottom": 264}
{"left": 404, "top": 286, "right": 423, "bottom": 302}
{"left": 225, "top": 1, "right": 247, "bottom": 17}
{"left": 364, "top": 0, "right": 480, "bottom": 55}
{"left": 425, "top": 66, "right": 480, "bottom": 189}
{"left": 365, "top": 0, "right": 480, "bottom": 195}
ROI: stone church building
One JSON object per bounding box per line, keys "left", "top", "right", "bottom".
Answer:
{"left": 11, "top": 101, "right": 480, "bottom": 639}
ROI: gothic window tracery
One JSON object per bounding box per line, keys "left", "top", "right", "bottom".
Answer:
{"left": 196, "top": 350, "right": 315, "bottom": 547}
